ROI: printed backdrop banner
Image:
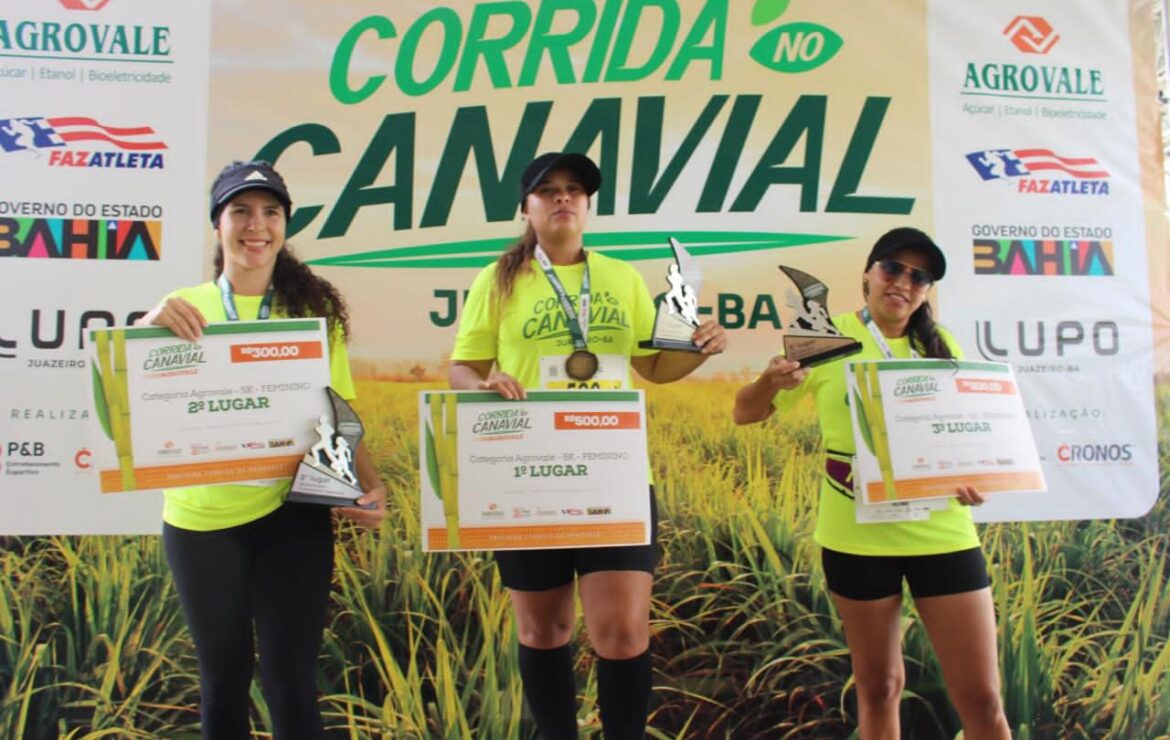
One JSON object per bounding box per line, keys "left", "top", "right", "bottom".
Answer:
{"left": 1, "top": 0, "right": 1165, "bottom": 532}
{"left": 0, "top": 0, "right": 210, "bottom": 533}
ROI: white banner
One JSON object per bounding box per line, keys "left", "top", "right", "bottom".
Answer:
{"left": 0, "top": 0, "right": 210, "bottom": 533}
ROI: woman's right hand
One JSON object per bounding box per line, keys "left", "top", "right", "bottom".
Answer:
{"left": 136, "top": 296, "right": 208, "bottom": 342}
{"left": 761, "top": 356, "right": 809, "bottom": 391}
{"left": 479, "top": 371, "right": 526, "bottom": 400}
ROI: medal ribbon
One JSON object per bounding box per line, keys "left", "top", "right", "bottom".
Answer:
{"left": 217, "top": 273, "right": 275, "bottom": 322}
{"left": 533, "top": 245, "right": 590, "bottom": 351}
{"left": 858, "top": 308, "right": 918, "bottom": 359}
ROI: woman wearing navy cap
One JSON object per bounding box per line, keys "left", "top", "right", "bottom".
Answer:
{"left": 734, "top": 227, "right": 1010, "bottom": 739}
{"left": 137, "top": 160, "right": 386, "bottom": 739}
{"left": 449, "top": 152, "right": 726, "bottom": 738}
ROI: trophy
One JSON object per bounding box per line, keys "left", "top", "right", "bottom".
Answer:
{"left": 779, "top": 265, "right": 861, "bottom": 367}
{"left": 288, "top": 387, "right": 369, "bottom": 507}
{"left": 639, "top": 237, "right": 706, "bottom": 351}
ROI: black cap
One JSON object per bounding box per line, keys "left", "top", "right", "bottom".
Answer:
{"left": 865, "top": 227, "right": 947, "bottom": 281}
{"left": 209, "top": 160, "right": 292, "bottom": 225}
{"left": 519, "top": 152, "right": 601, "bottom": 206}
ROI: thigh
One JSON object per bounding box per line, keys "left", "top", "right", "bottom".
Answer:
{"left": 821, "top": 547, "right": 903, "bottom": 601}
{"left": 163, "top": 522, "right": 255, "bottom": 670}
{"left": 573, "top": 486, "right": 659, "bottom": 578}
{"left": 496, "top": 548, "right": 576, "bottom": 592}
{"left": 578, "top": 570, "right": 652, "bottom": 659}
{"left": 251, "top": 504, "right": 335, "bottom": 664}
{"left": 913, "top": 587, "right": 1001, "bottom": 697}
{"left": 509, "top": 582, "right": 578, "bottom": 649}
{"left": 829, "top": 591, "right": 905, "bottom": 685}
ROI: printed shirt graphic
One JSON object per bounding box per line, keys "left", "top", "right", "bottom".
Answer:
{"left": 774, "top": 312, "right": 980, "bottom": 556}
{"left": 161, "top": 281, "right": 355, "bottom": 532}
{"left": 453, "top": 253, "right": 657, "bottom": 390}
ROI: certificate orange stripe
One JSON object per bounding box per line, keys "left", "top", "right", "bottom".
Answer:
{"left": 427, "top": 522, "right": 646, "bottom": 550}
{"left": 99, "top": 454, "right": 301, "bottom": 492}
{"left": 866, "top": 471, "right": 1045, "bottom": 502}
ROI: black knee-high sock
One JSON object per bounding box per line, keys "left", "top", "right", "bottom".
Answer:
{"left": 518, "top": 643, "right": 578, "bottom": 739}
{"left": 596, "top": 650, "right": 652, "bottom": 740}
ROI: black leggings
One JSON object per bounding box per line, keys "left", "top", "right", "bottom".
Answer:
{"left": 163, "top": 503, "right": 333, "bottom": 740}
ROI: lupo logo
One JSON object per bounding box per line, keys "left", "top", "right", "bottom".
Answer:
{"left": 749, "top": 0, "right": 842, "bottom": 73}
{"left": 58, "top": 0, "right": 111, "bottom": 10}
{"left": 0, "top": 116, "right": 167, "bottom": 169}
{"left": 1003, "top": 16, "right": 1059, "bottom": 54}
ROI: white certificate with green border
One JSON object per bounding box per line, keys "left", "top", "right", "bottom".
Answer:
{"left": 88, "top": 319, "right": 332, "bottom": 493}
{"left": 419, "top": 390, "right": 651, "bottom": 552}
{"left": 846, "top": 359, "right": 1046, "bottom": 511}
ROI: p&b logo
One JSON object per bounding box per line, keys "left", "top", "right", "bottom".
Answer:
{"left": 7, "top": 441, "right": 46, "bottom": 457}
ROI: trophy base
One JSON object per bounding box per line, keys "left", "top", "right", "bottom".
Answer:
{"left": 784, "top": 335, "right": 863, "bottom": 368}
{"left": 638, "top": 337, "right": 705, "bottom": 352}
{"left": 287, "top": 461, "right": 369, "bottom": 508}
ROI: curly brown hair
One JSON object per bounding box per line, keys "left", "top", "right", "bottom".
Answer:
{"left": 214, "top": 246, "right": 350, "bottom": 338}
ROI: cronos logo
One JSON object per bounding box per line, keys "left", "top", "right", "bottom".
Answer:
{"left": 1055, "top": 442, "right": 1133, "bottom": 464}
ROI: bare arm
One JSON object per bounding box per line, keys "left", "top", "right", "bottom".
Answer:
{"left": 135, "top": 295, "right": 208, "bottom": 342}
{"left": 732, "top": 356, "right": 808, "bottom": 425}
{"left": 449, "top": 359, "right": 527, "bottom": 400}
{"left": 335, "top": 440, "right": 387, "bottom": 527}
{"left": 630, "top": 319, "right": 728, "bottom": 384}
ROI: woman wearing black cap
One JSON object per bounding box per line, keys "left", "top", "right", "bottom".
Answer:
{"left": 733, "top": 228, "right": 1010, "bottom": 739}
{"left": 449, "top": 152, "right": 726, "bottom": 738}
{"left": 137, "top": 160, "right": 386, "bottom": 739}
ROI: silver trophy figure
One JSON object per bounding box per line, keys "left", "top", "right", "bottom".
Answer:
{"left": 288, "top": 387, "right": 366, "bottom": 507}
{"left": 778, "top": 265, "right": 861, "bottom": 367}
{"left": 640, "top": 237, "right": 709, "bottom": 352}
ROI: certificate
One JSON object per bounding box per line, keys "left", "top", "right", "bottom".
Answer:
{"left": 419, "top": 390, "right": 651, "bottom": 552}
{"left": 88, "top": 319, "right": 332, "bottom": 493}
{"left": 846, "top": 359, "right": 1046, "bottom": 507}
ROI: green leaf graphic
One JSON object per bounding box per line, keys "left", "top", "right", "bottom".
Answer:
{"left": 750, "top": 23, "right": 843, "bottom": 74}
{"left": 853, "top": 388, "right": 875, "bottom": 456}
{"left": 751, "top": 0, "right": 790, "bottom": 26}
{"left": 424, "top": 416, "right": 441, "bottom": 500}
{"left": 91, "top": 360, "right": 112, "bottom": 441}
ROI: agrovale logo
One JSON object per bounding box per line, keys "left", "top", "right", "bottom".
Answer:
{"left": 58, "top": 0, "right": 111, "bottom": 10}
{"left": 1003, "top": 16, "right": 1059, "bottom": 54}
{"left": 748, "top": 0, "right": 842, "bottom": 73}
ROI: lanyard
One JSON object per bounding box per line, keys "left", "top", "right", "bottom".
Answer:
{"left": 533, "top": 245, "right": 590, "bottom": 350}
{"left": 858, "top": 308, "right": 918, "bottom": 360}
{"left": 217, "top": 273, "right": 275, "bottom": 321}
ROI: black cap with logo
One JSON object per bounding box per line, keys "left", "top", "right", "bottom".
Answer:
{"left": 865, "top": 227, "right": 947, "bottom": 281}
{"left": 518, "top": 152, "right": 602, "bottom": 206}
{"left": 208, "top": 160, "right": 292, "bottom": 225}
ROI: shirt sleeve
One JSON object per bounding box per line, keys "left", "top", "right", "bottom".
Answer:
{"left": 451, "top": 264, "right": 500, "bottom": 362}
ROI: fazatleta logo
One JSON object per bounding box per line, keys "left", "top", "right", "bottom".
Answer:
{"left": 965, "top": 148, "right": 1109, "bottom": 196}
{"left": 0, "top": 116, "right": 167, "bottom": 169}
{"left": 258, "top": 1, "right": 908, "bottom": 270}
{"left": 893, "top": 374, "right": 939, "bottom": 401}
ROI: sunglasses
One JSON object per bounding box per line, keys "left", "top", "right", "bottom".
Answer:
{"left": 877, "top": 258, "right": 934, "bottom": 287}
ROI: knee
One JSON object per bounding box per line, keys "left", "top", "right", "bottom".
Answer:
{"left": 589, "top": 617, "right": 649, "bottom": 660}
{"left": 517, "top": 617, "right": 575, "bottom": 649}
{"left": 955, "top": 686, "right": 1006, "bottom": 725}
{"left": 854, "top": 672, "right": 904, "bottom": 710}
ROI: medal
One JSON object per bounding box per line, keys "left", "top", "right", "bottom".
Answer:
{"left": 565, "top": 349, "right": 599, "bottom": 380}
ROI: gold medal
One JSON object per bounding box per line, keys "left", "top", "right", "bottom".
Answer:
{"left": 565, "top": 349, "right": 599, "bottom": 381}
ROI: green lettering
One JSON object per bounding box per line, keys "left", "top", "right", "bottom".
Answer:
{"left": 718, "top": 293, "right": 744, "bottom": 329}
{"left": 421, "top": 103, "right": 550, "bottom": 227}
{"left": 255, "top": 124, "right": 342, "bottom": 237}
{"left": 697, "top": 95, "right": 759, "bottom": 212}
{"left": 582, "top": 0, "right": 623, "bottom": 83}
{"left": 629, "top": 95, "right": 727, "bottom": 214}
{"left": 519, "top": 0, "right": 596, "bottom": 86}
{"left": 826, "top": 97, "right": 914, "bottom": 215}
{"left": 731, "top": 94, "right": 825, "bottom": 213}
{"left": 321, "top": 113, "right": 415, "bottom": 237}
{"left": 605, "top": 0, "right": 679, "bottom": 82}
{"left": 454, "top": 2, "right": 533, "bottom": 92}
{"left": 153, "top": 26, "right": 170, "bottom": 56}
{"left": 0, "top": 21, "right": 10, "bottom": 50}
{"left": 562, "top": 98, "right": 621, "bottom": 215}
{"left": 396, "top": 8, "right": 461, "bottom": 96}
{"left": 665, "top": 0, "right": 726, "bottom": 81}
{"left": 747, "top": 293, "right": 781, "bottom": 329}
{"left": 330, "top": 16, "right": 396, "bottom": 105}
{"left": 962, "top": 62, "right": 980, "bottom": 89}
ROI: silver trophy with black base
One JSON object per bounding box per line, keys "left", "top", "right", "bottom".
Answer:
{"left": 779, "top": 265, "right": 861, "bottom": 367}
{"left": 640, "top": 237, "right": 706, "bottom": 352}
{"left": 288, "top": 387, "right": 369, "bottom": 507}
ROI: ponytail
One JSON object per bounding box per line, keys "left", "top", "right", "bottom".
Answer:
{"left": 907, "top": 301, "right": 953, "bottom": 359}
{"left": 494, "top": 223, "right": 538, "bottom": 301}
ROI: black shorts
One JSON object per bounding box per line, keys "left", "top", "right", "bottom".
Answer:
{"left": 495, "top": 487, "right": 658, "bottom": 592}
{"left": 821, "top": 546, "right": 990, "bottom": 601}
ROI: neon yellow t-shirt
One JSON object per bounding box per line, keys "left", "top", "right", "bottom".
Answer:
{"left": 774, "top": 311, "right": 980, "bottom": 556}
{"left": 161, "top": 281, "right": 355, "bottom": 532}
{"left": 452, "top": 252, "right": 658, "bottom": 389}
